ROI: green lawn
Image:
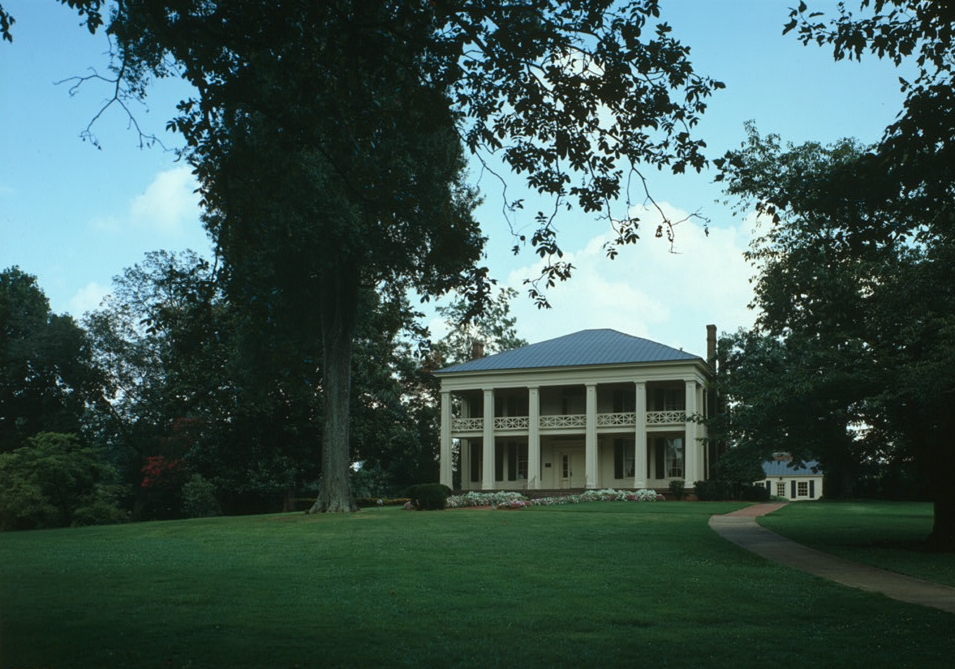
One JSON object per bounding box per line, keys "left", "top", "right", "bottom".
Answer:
{"left": 759, "top": 500, "right": 955, "bottom": 586}
{"left": 1, "top": 502, "right": 952, "bottom": 668}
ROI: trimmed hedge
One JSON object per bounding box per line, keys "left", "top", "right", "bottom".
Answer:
{"left": 405, "top": 483, "right": 452, "bottom": 510}
{"left": 694, "top": 479, "right": 771, "bottom": 502}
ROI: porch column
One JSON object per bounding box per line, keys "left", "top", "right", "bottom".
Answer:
{"left": 633, "top": 382, "right": 647, "bottom": 489}
{"left": 440, "top": 391, "right": 452, "bottom": 488}
{"left": 528, "top": 386, "right": 541, "bottom": 490}
{"left": 482, "top": 387, "right": 495, "bottom": 490}
{"left": 460, "top": 439, "right": 470, "bottom": 489}
{"left": 585, "top": 383, "right": 598, "bottom": 489}
{"left": 685, "top": 380, "right": 700, "bottom": 488}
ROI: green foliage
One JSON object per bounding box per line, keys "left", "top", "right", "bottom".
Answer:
{"left": 0, "top": 433, "right": 125, "bottom": 530}
{"left": 694, "top": 480, "right": 732, "bottom": 501}
{"left": 715, "top": 125, "right": 955, "bottom": 547}
{"left": 785, "top": 1, "right": 955, "bottom": 212}
{"left": 181, "top": 474, "right": 221, "bottom": 518}
{"left": 668, "top": 478, "right": 686, "bottom": 500}
{"left": 434, "top": 287, "right": 529, "bottom": 367}
{"left": 42, "top": 0, "right": 722, "bottom": 514}
{"left": 405, "top": 483, "right": 452, "bottom": 511}
{"left": 1, "top": 267, "right": 103, "bottom": 454}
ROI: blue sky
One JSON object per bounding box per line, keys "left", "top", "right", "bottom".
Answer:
{"left": 0, "top": 1, "right": 913, "bottom": 355}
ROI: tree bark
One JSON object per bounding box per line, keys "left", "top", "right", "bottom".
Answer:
{"left": 308, "top": 263, "right": 360, "bottom": 513}
{"left": 926, "top": 428, "right": 955, "bottom": 552}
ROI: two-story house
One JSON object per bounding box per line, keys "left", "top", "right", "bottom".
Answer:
{"left": 434, "top": 327, "right": 716, "bottom": 492}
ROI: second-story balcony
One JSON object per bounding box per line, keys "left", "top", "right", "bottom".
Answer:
{"left": 451, "top": 410, "right": 686, "bottom": 434}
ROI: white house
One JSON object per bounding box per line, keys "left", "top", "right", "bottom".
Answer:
{"left": 756, "top": 458, "right": 824, "bottom": 501}
{"left": 434, "top": 328, "right": 717, "bottom": 492}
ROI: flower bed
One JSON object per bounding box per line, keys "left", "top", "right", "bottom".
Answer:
{"left": 444, "top": 488, "right": 662, "bottom": 510}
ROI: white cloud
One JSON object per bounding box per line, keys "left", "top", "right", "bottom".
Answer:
{"left": 86, "top": 166, "right": 201, "bottom": 237}
{"left": 129, "top": 166, "right": 200, "bottom": 235}
{"left": 69, "top": 281, "right": 111, "bottom": 316}
{"left": 503, "top": 202, "right": 757, "bottom": 356}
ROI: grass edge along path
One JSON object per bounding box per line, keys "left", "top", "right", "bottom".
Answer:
{"left": 757, "top": 500, "right": 955, "bottom": 587}
{"left": 2, "top": 502, "right": 953, "bottom": 668}
{"left": 710, "top": 503, "right": 955, "bottom": 614}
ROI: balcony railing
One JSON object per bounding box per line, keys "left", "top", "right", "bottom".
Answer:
{"left": 596, "top": 411, "right": 636, "bottom": 427}
{"left": 495, "top": 416, "right": 529, "bottom": 430}
{"left": 539, "top": 414, "right": 586, "bottom": 428}
{"left": 451, "top": 410, "right": 685, "bottom": 433}
{"left": 646, "top": 410, "right": 686, "bottom": 425}
{"left": 452, "top": 417, "right": 484, "bottom": 431}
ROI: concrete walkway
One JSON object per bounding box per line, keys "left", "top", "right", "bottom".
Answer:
{"left": 709, "top": 503, "right": 955, "bottom": 615}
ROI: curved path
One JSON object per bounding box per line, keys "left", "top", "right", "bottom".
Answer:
{"left": 709, "top": 503, "right": 955, "bottom": 615}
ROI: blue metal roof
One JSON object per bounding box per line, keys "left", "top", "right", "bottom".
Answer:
{"left": 761, "top": 460, "right": 822, "bottom": 477}
{"left": 435, "top": 329, "right": 701, "bottom": 374}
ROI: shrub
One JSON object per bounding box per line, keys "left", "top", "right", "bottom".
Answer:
{"left": 405, "top": 483, "right": 452, "bottom": 510}
{"left": 182, "top": 474, "right": 221, "bottom": 518}
{"left": 0, "top": 433, "right": 125, "bottom": 530}
{"left": 668, "top": 478, "right": 686, "bottom": 500}
{"left": 695, "top": 479, "right": 734, "bottom": 501}
{"left": 355, "top": 497, "right": 410, "bottom": 508}
{"left": 739, "top": 483, "right": 771, "bottom": 502}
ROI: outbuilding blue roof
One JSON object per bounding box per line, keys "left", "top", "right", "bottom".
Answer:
{"left": 761, "top": 460, "right": 822, "bottom": 477}
{"left": 436, "top": 329, "right": 701, "bottom": 374}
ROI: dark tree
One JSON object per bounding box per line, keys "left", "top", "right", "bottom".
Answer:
{"left": 0, "top": 267, "right": 103, "bottom": 453}
{"left": 434, "top": 287, "right": 529, "bottom": 367}
{"left": 6, "top": 1, "right": 723, "bottom": 512}
{"left": 784, "top": 1, "right": 955, "bottom": 235}
{"left": 716, "top": 127, "right": 955, "bottom": 550}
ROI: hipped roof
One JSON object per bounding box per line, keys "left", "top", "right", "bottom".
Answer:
{"left": 436, "top": 329, "right": 701, "bottom": 375}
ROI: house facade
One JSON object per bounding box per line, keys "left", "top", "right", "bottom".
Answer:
{"left": 756, "top": 458, "right": 824, "bottom": 501}
{"left": 434, "top": 328, "right": 716, "bottom": 492}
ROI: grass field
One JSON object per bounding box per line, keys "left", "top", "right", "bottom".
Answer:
{"left": 759, "top": 500, "right": 955, "bottom": 586}
{"left": 1, "top": 501, "right": 952, "bottom": 668}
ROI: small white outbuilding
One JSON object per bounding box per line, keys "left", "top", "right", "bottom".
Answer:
{"left": 756, "top": 457, "right": 824, "bottom": 501}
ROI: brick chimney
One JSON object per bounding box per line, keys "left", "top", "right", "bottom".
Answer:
{"left": 706, "top": 324, "right": 717, "bottom": 367}
{"left": 471, "top": 340, "right": 485, "bottom": 360}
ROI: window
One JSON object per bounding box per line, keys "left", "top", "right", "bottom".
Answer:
{"left": 653, "top": 437, "right": 683, "bottom": 478}
{"left": 469, "top": 445, "right": 481, "bottom": 483}
{"left": 499, "top": 442, "right": 528, "bottom": 482}
{"left": 776, "top": 482, "right": 786, "bottom": 497}
{"left": 612, "top": 390, "right": 635, "bottom": 413}
{"left": 652, "top": 388, "right": 685, "bottom": 412}
{"left": 797, "top": 481, "right": 809, "bottom": 497}
{"left": 495, "top": 394, "right": 528, "bottom": 417}
{"left": 614, "top": 439, "right": 635, "bottom": 479}
{"left": 561, "top": 387, "right": 585, "bottom": 415}
{"left": 517, "top": 448, "right": 528, "bottom": 480}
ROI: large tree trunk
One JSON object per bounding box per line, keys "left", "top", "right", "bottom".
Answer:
{"left": 308, "top": 264, "right": 360, "bottom": 513}
{"left": 926, "top": 427, "right": 955, "bottom": 552}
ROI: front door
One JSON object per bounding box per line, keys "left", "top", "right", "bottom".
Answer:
{"left": 559, "top": 449, "right": 584, "bottom": 489}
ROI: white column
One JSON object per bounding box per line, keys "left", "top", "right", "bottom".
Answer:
{"left": 585, "top": 383, "right": 598, "bottom": 489}
{"left": 528, "top": 386, "right": 541, "bottom": 490}
{"left": 684, "top": 380, "right": 700, "bottom": 488}
{"left": 440, "top": 391, "right": 452, "bottom": 488}
{"left": 634, "top": 382, "right": 647, "bottom": 489}
{"left": 482, "top": 388, "right": 495, "bottom": 490}
{"left": 460, "top": 440, "right": 470, "bottom": 490}
{"left": 697, "top": 383, "right": 707, "bottom": 478}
